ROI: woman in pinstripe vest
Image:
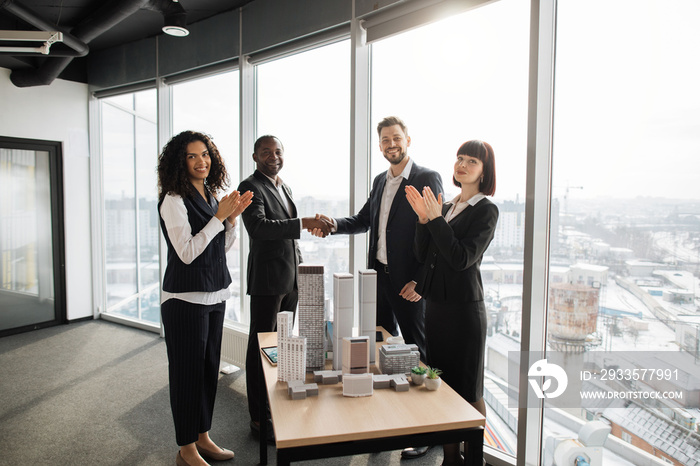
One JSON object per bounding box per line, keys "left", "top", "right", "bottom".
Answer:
{"left": 157, "top": 131, "right": 252, "bottom": 466}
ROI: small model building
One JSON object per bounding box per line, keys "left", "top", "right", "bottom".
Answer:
{"left": 342, "top": 373, "right": 374, "bottom": 397}
{"left": 287, "top": 380, "right": 319, "bottom": 400}
{"left": 358, "top": 269, "right": 377, "bottom": 363}
{"left": 313, "top": 370, "right": 343, "bottom": 384}
{"left": 342, "top": 336, "right": 370, "bottom": 374}
{"left": 277, "top": 310, "right": 293, "bottom": 341}
{"left": 378, "top": 343, "right": 420, "bottom": 376}
{"left": 373, "top": 373, "right": 410, "bottom": 392}
{"left": 277, "top": 311, "right": 307, "bottom": 382}
{"left": 298, "top": 265, "right": 325, "bottom": 371}
{"left": 332, "top": 273, "right": 354, "bottom": 371}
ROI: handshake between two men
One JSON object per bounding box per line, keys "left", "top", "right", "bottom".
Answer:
{"left": 301, "top": 214, "right": 335, "bottom": 238}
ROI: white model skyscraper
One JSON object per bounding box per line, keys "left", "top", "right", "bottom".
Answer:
{"left": 298, "top": 265, "right": 325, "bottom": 371}
{"left": 358, "top": 269, "right": 377, "bottom": 363}
{"left": 332, "top": 273, "right": 354, "bottom": 371}
{"left": 277, "top": 311, "right": 306, "bottom": 382}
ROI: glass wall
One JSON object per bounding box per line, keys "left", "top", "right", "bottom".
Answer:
{"left": 542, "top": 1, "right": 700, "bottom": 465}
{"left": 172, "top": 70, "right": 242, "bottom": 323}
{"left": 101, "top": 90, "right": 159, "bottom": 324}
{"left": 257, "top": 41, "right": 351, "bottom": 308}
{"left": 371, "top": 0, "right": 530, "bottom": 457}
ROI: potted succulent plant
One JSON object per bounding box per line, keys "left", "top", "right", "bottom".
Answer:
{"left": 424, "top": 366, "right": 443, "bottom": 391}
{"left": 410, "top": 366, "right": 427, "bottom": 385}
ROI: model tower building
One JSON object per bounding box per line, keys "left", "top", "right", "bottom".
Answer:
{"left": 358, "top": 269, "right": 377, "bottom": 363}
{"left": 298, "top": 265, "right": 325, "bottom": 370}
{"left": 342, "top": 336, "right": 370, "bottom": 374}
{"left": 277, "top": 311, "right": 307, "bottom": 382}
{"left": 332, "top": 273, "right": 354, "bottom": 371}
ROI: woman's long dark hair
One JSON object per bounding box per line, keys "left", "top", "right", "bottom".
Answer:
{"left": 157, "top": 131, "right": 229, "bottom": 201}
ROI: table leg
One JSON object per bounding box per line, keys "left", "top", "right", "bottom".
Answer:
{"left": 464, "top": 427, "right": 484, "bottom": 466}
{"left": 277, "top": 449, "right": 290, "bottom": 466}
{"left": 259, "top": 352, "right": 267, "bottom": 465}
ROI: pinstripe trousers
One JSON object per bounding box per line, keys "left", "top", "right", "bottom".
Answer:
{"left": 161, "top": 298, "right": 225, "bottom": 446}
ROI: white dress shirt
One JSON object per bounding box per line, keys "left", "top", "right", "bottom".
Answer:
{"left": 444, "top": 192, "right": 486, "bottom": 223}
{"left": 376, "top": 158, "right": 413, "bottom": 265}
{"left": 159, "top": 193, "right": 237, "bottom": 305}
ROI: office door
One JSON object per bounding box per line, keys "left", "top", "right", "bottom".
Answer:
{"left": 0, "top": 137, "right": 66, "bottom": 336}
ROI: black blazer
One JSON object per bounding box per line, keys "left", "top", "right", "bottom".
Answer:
{"left": 414, "top": 197, "right": 498, "bottom": 303}
{"left": 238, "top": 170, "right": 302, "bottom": 296}
{"left": 335, "top": 161, "right": 443, "bottom": 287}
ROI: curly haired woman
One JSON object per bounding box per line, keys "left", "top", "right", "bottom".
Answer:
{"left": 157, "top": 130, "right": 252, "bottom": 466}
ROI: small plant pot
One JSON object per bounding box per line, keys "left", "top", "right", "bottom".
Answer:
{"left": 411, "top": 372, "right": 427, "bottom": 385}
{"left": 425, "top": 377, "right": 442, "bottom": 391}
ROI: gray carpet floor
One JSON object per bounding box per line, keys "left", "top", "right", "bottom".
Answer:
{"left": 0, "top": 320, "right": 451, "bottom": 465}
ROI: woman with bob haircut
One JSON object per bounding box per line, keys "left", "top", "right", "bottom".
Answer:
{"left": 405, "top": 140, "right": 498, "bottom": 465}
{"left": 157, "top": 130, "right": 252, "bottom": 466}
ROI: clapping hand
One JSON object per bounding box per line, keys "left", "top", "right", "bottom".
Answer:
{"left": 422, "top": 186, "right": 443, "bottom": 221}
{"left": 405, "top": 185, "right": 429, "bottom": 223}
{"left": 228, "top": 190, "right": 253, "bottom": 223}
{"left": 216, "top": 190, "right": 253, "bottom": 224}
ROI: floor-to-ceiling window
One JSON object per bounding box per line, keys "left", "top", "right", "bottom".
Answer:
{"left": 542, "top": 1, "right": 700, "bottom": 465}
{"left": 172, "top": 70, "right": 242, "bottom": 323}
{"left": 100, "top": 90, "right": 159, "bottom": 324}
{"left": 257, "top": 40, "right": 351, "bottom": 308}
{"left": 371, "top": 0, "right": 529, "bottom": 457}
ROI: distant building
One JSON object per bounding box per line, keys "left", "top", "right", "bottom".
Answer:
{"left": 491, "top": 200, "right": 525, "bottom": 251}
{"left": 547, "top": 283, "right": 599, "bottom": 352}
{"left": 626, "top": 260, "right": 666, "bottom": 277}
{"left": 570, "top": 263, "right": 608, "bottom": 287}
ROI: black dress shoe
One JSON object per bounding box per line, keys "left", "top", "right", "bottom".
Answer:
{"left": 250, "top": 419, "right": 275, "bottom": 443}
{"left": 401, "top": 445, "right": 431, "bottom": 459}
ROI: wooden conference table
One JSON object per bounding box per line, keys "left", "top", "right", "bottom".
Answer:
{"left": 257, "top": 328, "right": 485, "bottom": 465}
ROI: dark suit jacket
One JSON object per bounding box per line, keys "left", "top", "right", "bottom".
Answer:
{"left": 238, "top": 170, "right": 302, "bottom": 296}
{"left": 335, "top": 161, "right": 443, "bottom": 288}
{"left": 414, "top": 197, "right": 498, "bottom": 303}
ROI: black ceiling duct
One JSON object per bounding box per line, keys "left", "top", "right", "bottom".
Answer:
{"left": 4, "top": 0, "right": 187, "bottom": 87}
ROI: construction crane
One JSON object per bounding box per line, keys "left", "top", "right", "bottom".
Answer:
{"left": 556, "top": 183, "right": 583, "bottom": 218}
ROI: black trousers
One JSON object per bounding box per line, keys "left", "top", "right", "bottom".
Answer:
{"left": 161, "top": 299, "right": 225, "bottom": 446}
{"left": 246, "top": 291, "right": 298, "bottom": 422}
{"left": 375, "top": 264, "right": 427, "bottom": 361}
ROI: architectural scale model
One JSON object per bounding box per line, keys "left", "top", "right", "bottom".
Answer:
{"left": 372, "top": 373, "right": 410, "bottom": 392}
{"left": 298, "top": 264, "right": 325, "bottom": 370}
{"left": 277, "top": 310, "right": 293, "bottom": 341}
{"left": 358, "top": 269, "right": 377, "bottom": 363}
{"left": 378, "top": 343, "right": 420, "bottom": 375}
{"left": 313, "top": 370, "right": 343, "bottom": 384}
{"left": 342, "top": 336, "right": 370, "bottom": 374}
{"left": 342, "top": 373, "right": 374, "bottom": 397}
{"left": 277, "top": 311, "right": 307, "bottom": 382}
{"left": 332, "top": 273, "right": 354, "bottom": 371}
{"left": 287, "top": 380, "right": 319, "bottom": 400}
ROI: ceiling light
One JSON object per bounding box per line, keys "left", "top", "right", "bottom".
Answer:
{"left": 162, "top": 13, "right": 189, "bottom": 37}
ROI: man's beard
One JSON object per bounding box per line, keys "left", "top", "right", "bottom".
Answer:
{"left": 384, "top": 150, "right": 406, "bottom": 165}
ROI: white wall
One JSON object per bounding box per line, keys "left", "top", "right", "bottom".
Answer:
{"left": 0, "top": 67, "right": 93, "bottom": 321}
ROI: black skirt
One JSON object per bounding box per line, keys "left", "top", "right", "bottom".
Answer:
{"left": 424, "top": 298, "right": 487, "bottom": 403}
